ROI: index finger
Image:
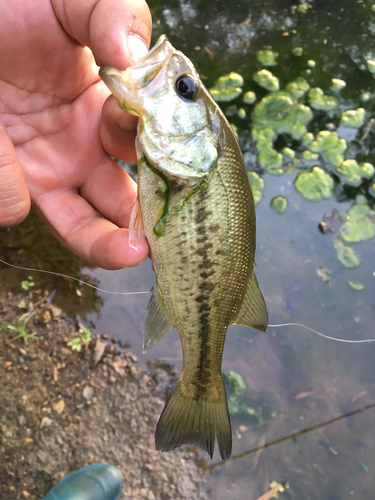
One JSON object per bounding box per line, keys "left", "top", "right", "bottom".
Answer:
{"left": 51, "top": 0, "right": 152, "bottom": 68}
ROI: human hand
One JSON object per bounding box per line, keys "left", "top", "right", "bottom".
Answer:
{"left": 0, "top": 0, "right": 151, "bottom": 268}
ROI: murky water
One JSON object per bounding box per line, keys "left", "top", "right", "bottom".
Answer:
{"left": 2, "top": 1, "right": 375, "bottom": 498}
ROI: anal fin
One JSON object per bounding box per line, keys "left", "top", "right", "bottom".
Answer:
{"left": 233, "top": 270, "right": 268, "bottom": 332}
{"left": 143, "top": 284, "right": 174, "bottom": 353}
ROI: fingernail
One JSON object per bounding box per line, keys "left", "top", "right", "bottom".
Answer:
{"left": 126, "top": 35, "right": 149, "bottom": 65}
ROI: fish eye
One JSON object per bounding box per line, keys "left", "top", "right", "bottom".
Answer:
{"left": 175, "top": 74, "right": 197, "bottom": 100}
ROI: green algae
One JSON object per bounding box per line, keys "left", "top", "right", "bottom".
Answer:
{"left": 348, "top": 280, "right": 364, "bottom": 291}
{"left": 308, "top": 87, "right": 338, "bottom": 111}
{"left": 257, "top": 49, "right": 278, "bottom": 66}
{"left": 253, "top": 97, "right": 312, "bottom": 139}
{"left": 282, "top": 147, "right": 295, "bottom": 160}
{"left": 258, "top": 146, "right": 283, "bottom": 175}
{"left": 292, "top": 47, "right": 303, "bottom": 56}
{"left": 369, "top": 183, "right": 375, "bottom": 198}
{"left": 294, "top": 167, "right": 333, "bottom": 200}
{"left": 238, "top": 107, "right": 246, "bottom": 119}
{"left": 271, "top": 196, "right": 288, "bottom": 214}
{"left": 336, "top": 160, "right": 374, "bottom": 187}
{"left": 309, "top": 131, "right": 340, "bottom": 152}
{"left": 253, "top": 69, "right": 280, "bottom": 92}
{"left": 253, "top": 92, "right": 293, "bottom": 124}
{"left": 285, "top": 77, "right": 310, "bottom": 100}
{"left": 223, "top": 371, "right": 265, "bottom": 425}
{"left": 298, "top": 2, "right": 312, "bottom": 13}
{"left": 305, "top": 131, "right": 346, "bottom": 167}
{"left": 332, "top": 238, "right": 360, "bottom": 268}
{"left": 331, "top": 78, "right": 346, "bottom": 91}
{"left": 325, "top": 138, "right": 347, "bottom": 167}
{"left": 340, "top": 108, "right": 366, "bottom": 128}
{"left": 361, "top": 92, "right": 371, "bottom": 102}
{"left": 366, "top": 59, "right": 375, "bottom": 74}
{"left": 252, "top": 126, "right": 276, "bottom": 146}
{"left": 302, "top": 150, "right": 319, "bottom": 160}
{"left": 243, "top": 91, "right": 256, "bottom": 104}
{"left": 248, "top": 171, "right": 264, "bottom": 205}
{"left": 307, "top": 60, "right": 316, "bottom": 68}
{"left": 209, "top": 72, "right": 244, "bottom": 102}
{"left": 317, "top": 265, "right": 331, "bottom": 283}
{"left": 272, "top": 103, "right": 312, "bottom": 138}
{"left": 210, "top": 87, "right": 242, "bottom": 102}
{"left": 340, "top": 197, "right": 375, "bottom": 243}
{"left": 302, "top": 132, "right": 314, "bottom": 146}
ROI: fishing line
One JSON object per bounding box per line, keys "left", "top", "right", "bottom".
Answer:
{"left": 268, "top": 323, "right": 375, "bottom": 344}
{"left": 0, "top": 258, "right": 150, "bottom": 296}
{"left": 2, "top": 258, "right": 375, "bottom": 344}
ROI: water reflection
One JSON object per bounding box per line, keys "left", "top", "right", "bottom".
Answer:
{"left": 207, "top": 401, "right": 375, "bottom": 471}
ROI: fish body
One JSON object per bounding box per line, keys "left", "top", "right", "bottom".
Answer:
{"left": 100, "top": 35, "right": 268, "bottom": 460}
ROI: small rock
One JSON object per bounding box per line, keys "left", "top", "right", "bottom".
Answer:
{"left": 92, "top": 340, "right": 107, "bottom": 366}
{"left": 22, "top": 491, "right": 30, "bottom": 498}
{"left": 53, "top": 399, "right": 65, "bottom": 414}
{"left": 60, "top": 347, "right": 71, "bottom": 357}
{"left": 37, "top": 450, "right": 49, "bottom": 462}
{"left": 130, "top": 354, "right": 138, "bottom": 363}
{"left": 108, "top": 376, "right": 116, "bottom": 384}
{"left": 40, "top": 417, "right": 53, "bottom": 429}
{"left": 48, "top": 304, "right": 62, "bottom": 318}
{"left": 37, "top": 309, "right": 52, "bottom": 325}
{"left": 101, "top": 333, "right": 108, "bottom": 340}
{"left": 318, "top": 221, "right": 328, "bottom": 233}
{"left": 129, "top": 366, "right": 140, "bottom": 377}
{"left": 82, "top": 386, "right": 94, "bottom": 401}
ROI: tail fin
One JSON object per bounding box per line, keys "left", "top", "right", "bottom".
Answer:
{"left": 155, "top": 377, "right": 232, "bottom": 460}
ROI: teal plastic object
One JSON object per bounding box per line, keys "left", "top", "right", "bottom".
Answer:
{"left": 42, "top": 464, "right": 123, "bottom": 500}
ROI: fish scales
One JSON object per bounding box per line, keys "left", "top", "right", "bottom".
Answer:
{"left": 140, "top": 142, "right": 254, "bottom": 390}
{"left": 100, "top": 34, "right": 268, "bottom": 460}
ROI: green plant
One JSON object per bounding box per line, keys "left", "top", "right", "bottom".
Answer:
{"left": 0, "top": 311, "right": 40, "bottom": 344}
{"left": 37, "top": 469, "right": 53, "bottom": 483}
{"left": 21, "top": 276, "right": 34, "bottom": 291}
{"left": 67, "top": 327, "right": 92, "bottom": 352}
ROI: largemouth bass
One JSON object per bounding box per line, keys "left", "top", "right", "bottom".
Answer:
{"left": 100, "top": 35, "right": 268, "bottom": 460}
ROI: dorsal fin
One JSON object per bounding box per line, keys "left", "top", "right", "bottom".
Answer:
{"left": 143, "top": 284, "right": 174, "bottom": 353}
{"left": 233, "top": 270, "right": 268, "bottom": 332}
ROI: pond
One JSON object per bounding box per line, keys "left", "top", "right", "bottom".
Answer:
{"left": 1, "top": 0, "right": 375, "bottom": 498}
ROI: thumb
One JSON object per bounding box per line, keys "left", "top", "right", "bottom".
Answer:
{"left": 0, "top": 121, "right": 31, "bottom": 226}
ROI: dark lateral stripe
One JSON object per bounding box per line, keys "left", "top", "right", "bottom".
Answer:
{"left": 192, "top": 187, "right": 217, "bottom": 391}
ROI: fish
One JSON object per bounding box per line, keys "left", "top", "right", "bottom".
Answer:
{"left": 99, "top": 35, "right": 268, "bottom": 460}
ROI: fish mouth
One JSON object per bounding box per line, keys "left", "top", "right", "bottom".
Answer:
{"left": 100, "top": 35, "right": 175, "bottom": 109}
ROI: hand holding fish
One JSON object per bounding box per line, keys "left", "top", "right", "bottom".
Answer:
{"left": 0, "top": 0, "right": 151, "bottom": 268}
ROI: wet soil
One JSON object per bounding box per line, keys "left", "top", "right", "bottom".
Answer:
{"left": 0, "top": 292, "right": 209, "bottom": 500}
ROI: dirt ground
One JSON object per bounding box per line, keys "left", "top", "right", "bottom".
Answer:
{"left": 0, "top": 291, "right": 209, "bottom": 500}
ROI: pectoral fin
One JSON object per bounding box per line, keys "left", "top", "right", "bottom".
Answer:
{"left": 143, "top": 284, "right": 174, "bottom": 353}
{"left": 233, "top": 270, "right": 268, "bottom": 332}
{"left": 129, "top": 197, "right": 146, "bottom": 251}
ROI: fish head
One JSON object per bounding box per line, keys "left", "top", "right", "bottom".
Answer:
{"left": 100, "top": 35, "right": 222, "bottom": 180}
